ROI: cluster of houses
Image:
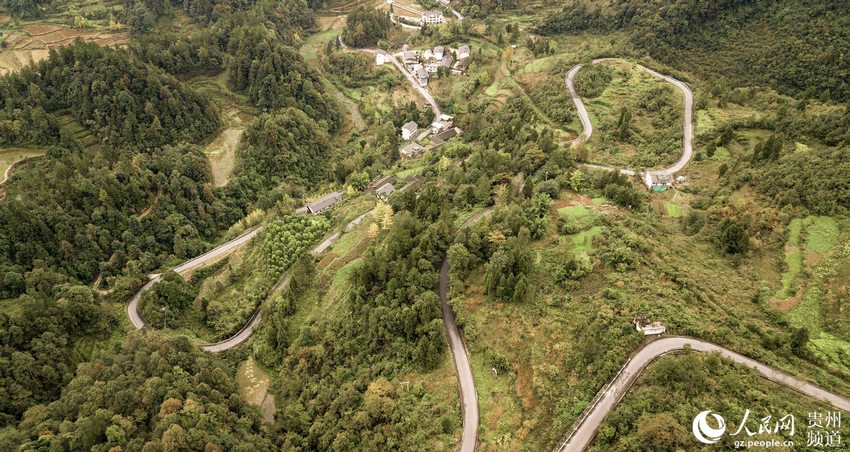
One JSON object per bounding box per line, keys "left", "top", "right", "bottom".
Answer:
{"left": 643, "top": 173, "right": 687, "bottom": 191}
{"left": 379, "top": 44, "right": 470, "bottom": 87}
{"left": 399, "top": 113, "right": 461, "bottom": 158}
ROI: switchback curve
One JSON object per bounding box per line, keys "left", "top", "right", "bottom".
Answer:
{"left": 566, "top": 58, "right": 694, "bottom": 177}
{"left": 555, "top": 336, "right": 850, "bottom": 451}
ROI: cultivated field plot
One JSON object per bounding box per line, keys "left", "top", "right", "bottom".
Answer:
{"left": 0, "top": 23, "right": 127, "bottom": 76}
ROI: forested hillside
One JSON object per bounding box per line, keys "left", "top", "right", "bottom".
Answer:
{"left": 537, "top": 0, "right": 850, "bottom": 102}
{"left": 0, "top": 43, "right": 219, "bottom": 149}
{"left": 255, "top": 189, "right": 459, "bottom": 449}
{"left": 2, "top": 333, "right": 275, "bottom": 450}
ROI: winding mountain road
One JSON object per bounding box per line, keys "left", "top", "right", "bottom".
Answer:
{"left": 127, "top": 205, "right": 375, "bottom": 351}
{"left": 566, "top": 58, "right": 694, "bottom": 177}
{"left": 439, "top": 208, "right": 493, "bottom": 452}
{"left": 127, "top": 227, "right": 262, "bottom": 330}
{"left": 556, "top": 336, "right": 850, "bottom": 451}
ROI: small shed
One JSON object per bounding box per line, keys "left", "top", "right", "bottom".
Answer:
{"left": 375, "top": 49, "right": 388, "bottom": 65}
{"left": 399, "top": 175, "right": 425, "bottom": 193}
{"left": 368, "top": 175, "right": 395, "bottom": 194}
{"left": 400, "top": 142, "right": 426, "bottom": 158}
{"left": 452, "top": 57, "right": 471, "bottom": 75}
{"left": 375, "top": 183, "right": 396, "bottom": 200}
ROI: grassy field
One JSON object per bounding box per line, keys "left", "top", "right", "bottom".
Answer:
{"left": 558, "top": 204, "right": 593, "bottom": 220}
{"left": 0, "top": 148, "right": 45, "bottom": 184}
{"left": 775, "top": 216, "right": 839, "bottom": 303}
{"left": 188, "top": 72, "right": 256, "bottom": 187}
{"left": 664, "top": 202, "right": 682, "bottom": 217}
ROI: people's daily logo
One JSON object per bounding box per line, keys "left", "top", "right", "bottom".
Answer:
{"left": 691, "top": 409, "right": 842, "bottom": 448}
{"left": 693, "top": 410, "right": 727, "bottom": 444}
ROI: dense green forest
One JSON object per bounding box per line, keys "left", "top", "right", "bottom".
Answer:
{"left": 2, "top": 333, "right": 275, "bottom": 450}
{"left": 0, "top": 43, "right": 219, "bottom": 149}
{"left": 341, "top": 6, "right": 391, "bottom": 48}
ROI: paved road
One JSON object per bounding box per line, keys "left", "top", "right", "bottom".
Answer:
{"left": 128, "top": 206, "right": 374, "bottom": 351}
{"left": 127, "top": 227, "right": 262, "bottom": 330}
{"left": 388, "top": 53, "right": 442, "bottom": 117}
{"left": 439, "top": 208, "right": 493, "bottom": 452}
{"left": 555, "top": 336, "right": 850, "bottom": 451}
{"left": 203, "top": 210, "right": 373, "bottom": 352}
{"left": 566, "top": 58, "right": 694, "bottom": 177}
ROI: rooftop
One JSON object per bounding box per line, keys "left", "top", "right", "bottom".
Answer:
{"left": 306, "top": 191, "right": 344, "bottom": 213}
{"left": 402, "top": 121, "right": 418, "bottom": 133}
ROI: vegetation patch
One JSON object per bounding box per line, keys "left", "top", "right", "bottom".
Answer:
{"left": 664, "top": 202, "right": 682, "bottom": 218}
{"left": 558, "top": 204, "right": 593, "bottom": 220}
{"left": 264, "top": 215, "right": 331, "bottom": 275}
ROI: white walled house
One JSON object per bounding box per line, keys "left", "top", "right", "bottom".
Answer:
{"left": 457, "top": 44, "right": 470, "bottom": 59}
{"left": 401, "top": 121, "right": 418, "bottom": 141}
{"left": 375, "top": 49, "right": 388, "bottom": 65}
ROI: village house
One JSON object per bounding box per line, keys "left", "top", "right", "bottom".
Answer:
{"left": 457, "top": 44, "right": 470, "bottom": 59}
{"left": 400, "top": 142, "right": 426, "bottom": 159}
{"left": 374, "top": 182, "right": 396, "bottom": 200}
{"left": 367, "top": 175, "right": 394, "bottom": 194}
{"left": 423, "top": 49, "right": 433, "bottom": 61}
{"left": 452, "top": 57, "right": 471, "bottom": 75}
{"left": 633, "top": 315, "right": 666, "bottom": 335}
{"left": 430, "top": 127, "right": 460, "bottom": 149}
{"left": 441, "top": 54, "right": 454, "bottom": 70}
{"left": 306, "top": 191, "right": 344, "bottom": 215}
{"left": 426, "top": 54, "right": 454, "bottom": 73}
{"left": 399, "top": 175, "right": 425, "bottom": 193}
{"left": 430, "top": 114, "right": 454, "bottom": 133}
{"left": 401, "top": 121, "right": 418, "bottom": 141}
{"left": 425, "top": 61, "right": 440, "bottom": 73}
{"left": 414, "top": 66, "right": 429, "bottom": 86}
{"left": 375, "top": 49, "right": 388, "bottom": 65}
{"left": 643, "top": 173, "right": 674, "bottom": 191}
{"left": 421, "top": 11, "right": 446, "bottom": 25}
{"left": 403, "top": 51, "right": 419, "bottom": 66}
{"left": 433, "top": 46, "right": 444, "bottom": 60}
